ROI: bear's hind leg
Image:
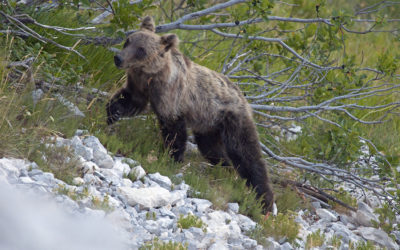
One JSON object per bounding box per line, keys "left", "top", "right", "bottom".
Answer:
{"left": 194, "top": 130, "right": 230, "bottom": 166}
{"left": 221, "top": 112, "right": 274, "bottom": 211}
{"left": 158, "top": 116, "right": 187, "bottom": 162}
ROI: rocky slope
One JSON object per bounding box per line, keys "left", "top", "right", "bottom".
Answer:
{"left": 0, "top": 131, "right": 398, "bottom": 249}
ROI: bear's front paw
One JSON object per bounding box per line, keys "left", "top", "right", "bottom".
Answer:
{"left": 106, "top": 102, "right": 122, "bottom": 125}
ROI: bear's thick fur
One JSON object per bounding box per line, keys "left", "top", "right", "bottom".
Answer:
{"left": 106, "top": 16, "right": 274, "bottom": 211}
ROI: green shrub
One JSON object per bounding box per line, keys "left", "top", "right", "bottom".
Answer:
{"left": 140, "top": 238, "right": 188, "bottom": 250}
{"left": 177, "top": 214, "right": 207, "bottom": 232}
{"left": 305, "top": 229, "right": 325, "bottom": 249}
{"left": 250, "top": 212, "right": 300, "bottom": 244}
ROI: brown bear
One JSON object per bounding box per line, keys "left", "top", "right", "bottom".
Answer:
{"left": 106, "top": 16, "right": 274, "bottom": 211}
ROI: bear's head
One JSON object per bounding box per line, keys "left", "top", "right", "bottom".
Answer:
{"left": 114, "top": 16, "right": 179, "bottom": 74}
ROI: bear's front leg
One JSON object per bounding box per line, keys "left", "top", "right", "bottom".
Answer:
{"left": 106, "top": 88, "right": 148, "bottom": 125}
{"left": 158, "top": 116, "right": 187, "bottom": 162}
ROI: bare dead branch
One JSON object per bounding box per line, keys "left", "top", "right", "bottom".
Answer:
{"left": 0, "top": 11, "right": 86, "bottom": 59}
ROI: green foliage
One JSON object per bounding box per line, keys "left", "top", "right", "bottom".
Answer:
{"left": 177, "top": 214, "right": 207, "bottom": 232}
{"left": 275, "top": 187, "right": 304, "bottom": 213}
{"left": 146, "top": 211, "right": 157, "bottom": 220}
{"left": 329, "top": 235, "right": 342, "bottom": 249}
{"left": 305, "top": 229, "right": 325, "bottom": 249}
{"left": 250, "top": 0, "right": 274, "bottom": 21}
{"left": 328, "top": 187, "right": 357, "bottom": 213}
{"left": 372, "top": 203, "right": 399, "bottom": 234}
{"left": 288, "top": 122, "right": 361, "bottom": 166}
{"left": 376, "top": 50, "right": 399, "bottom": 75}
{"left": 253, "top": 212, "right": 300, "bottom": 244}
{"left": 55, "top": 184, "right": 113, "bottom": 212}
{"left": 140, "top": 238, "right": 188, "bottom": 250}
{"left": 349, "top": 240, "right": 377, "bottom": 250}
{"left": 110, "top": 0, "right": 155, "bottom": 31}
{"left": 32, "top": 144, "right": 80, "bottom": 185}
{"left": 54, "top": 184, "right": 85, "bottom": 201}
{"left": 183, "top": 164, "right": 265, "bottom": 219}
{"left": 92, "top": 194, "right": 114, "bottom": 212}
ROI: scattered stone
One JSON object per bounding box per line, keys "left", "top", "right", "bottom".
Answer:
{"left": 74, "top": 129, "right": 89, "bottom": 136}
{"left": 122, "top": 158, "right": 140, "bottom": 167}
{"left": 356, "top": 210, "right": 378, "bottom": 227}
{"left": 72, "top": 177, "right": 84, "bottom": 186}
{"left": 237, "top": 214, "right": 257, "bottom": 231}
{"left": 144, "top": 220, "right": 160, "bottom": 235}
{"left": 31, "top": 172, "right": 55, "bottom": 186}
{"left": 227, "top": 202, "right": 239, "bottom": 213}
{"left": 316, "top": 208, "right": 338, "bottom": 222}
{"left": 121, "top": 178, "right": 133, "bottom": 187}
{"left": 186, "top": 141, "right": 198, "bottom": 155}
{"left": 129, "top": 166, "right": 146, "bottom": 180}
{"left": 82, "top": 136, "right": 114, "bottom": 168}
{"left": 311, "top": 201, "right": 321, "bottom": 209}
{"left": 80, "top": 161, "right": 99, "bottom": 175}
{"left": 19, "top": 176, "right": 34, "bottom": 184}
{"left": 148, "top": 172, "right": 172, "bottom": 190}
{"left": 71, "top": 136, "right": 93, "bottom": 161}
{"left": 208, "top": 240, "right": 229, "bottom": 250}
{"left": 54, "top": 93, "right": 85, "bottom": 117}
{"left": 112, "top": 160, "right": 130, "bottom": 178}
{"left": 159, "top": 206, "right": 176, "bottom": 219}
{"left": 281, "top": 242, "right": 294, "bottom": 250}
{"left": 203, "top": 211, "right": 241, "bottom": 238}
{"left": 117, "top": 186, "right": 172, "bottom": 209}
{"left": 242, "top": 238, "right": 257, "bottom": 248}
{"left": 1, "top": 132, "right": 398, "bottom": 250}
{"left": 190, "top": 198, "right": 212, "bottom": 213}
{"left": 169, "top": 190, "right": 186, "bottom": 205}
{"left": 98, "top": 169, "right": 121, "bottom": 186}
{"left": 265, "top": 237, "right": 281, "bottom": 249}
{"left": 32, "top": 89, "right": 44, "bottom": 105}
{"left": 356, "top": 227, "right": 399, "bottom": 250}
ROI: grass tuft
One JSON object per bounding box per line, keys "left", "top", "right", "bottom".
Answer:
{"left": 177, "top": 214, "right": 207, "bottom": 232}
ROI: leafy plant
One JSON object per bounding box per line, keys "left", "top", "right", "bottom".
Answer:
{"left": 110, "top": 0, "right": 155, "bottom": 32}
{"left": 349, "top": 240, "right": 377, "bottom": 250}
{"left": 372, "top": 202, "right": 399, "bottom": 234}
{"left": 258, "top": 212, "right": 300, "bottom": 244}
{"left": 146, "top": 211, "right": 157, "bottom": 220}
{"left": 140, "top": 238, "right": 188, "bottom": 250}
{"left": 305, "top": 229, "right": 325, "bottom": 249}
{"left": 92, "top": 194, "right": 114, "bottom": 212}
{"left": 329, "top": 235, "right": 342, "bottom": 249}
{"left": 328, "top": 187, "right": 357, "bottom": 213}
{"left": 177, "top": 214, "right": 207, "bottom": 232}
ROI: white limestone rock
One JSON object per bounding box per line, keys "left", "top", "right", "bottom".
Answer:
{"left": 316, "top": 208, "right": 338, "bottom": 222}
{"left": 82, "top": 136, "right": 113, "bottom": 168}
{"left": 71, "top": 136, "right": 93, "bottom": 161}
{"left": 148, "top": 172, "right": 172, "bottom": 190}
{"left": 112, "top": 159, "right": 131, "bottom": 178}
{"left": 129, "top": 166, "right": 146, "bottom": 181}
{"left": 356, "top": 227, "right": 399, "bottom": 250}
{"left": 227, "top": 203, "right": 239, "bottom": 213}
{"left": 117, "top": 186, "right": 172, "bottom": 209}
{"left": 190, "top": 198, "right": 212, "bottom": 213}
{"left": 202, "top": 211, "right": 241, "bottom": 238}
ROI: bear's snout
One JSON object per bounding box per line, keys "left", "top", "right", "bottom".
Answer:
{"left": 114, "top": 55, "right": 123, "bottom": 68}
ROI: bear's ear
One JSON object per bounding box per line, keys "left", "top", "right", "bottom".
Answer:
{"left": 160, "top": 34, "right": 179, "bottom": 52}
{"left": 140, "top": 16, "right": 155, "bottom": 32}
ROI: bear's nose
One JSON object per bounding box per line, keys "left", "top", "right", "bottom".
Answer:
{"left": 114, "top": 55, "right": 123, "bottom": 68}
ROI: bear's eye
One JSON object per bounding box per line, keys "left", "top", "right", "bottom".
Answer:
{"left": 135, "top": 47, "right": 146, "bottom": 60}
{"left": 123, "top": 40, "right": 130, "bottom": 49}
